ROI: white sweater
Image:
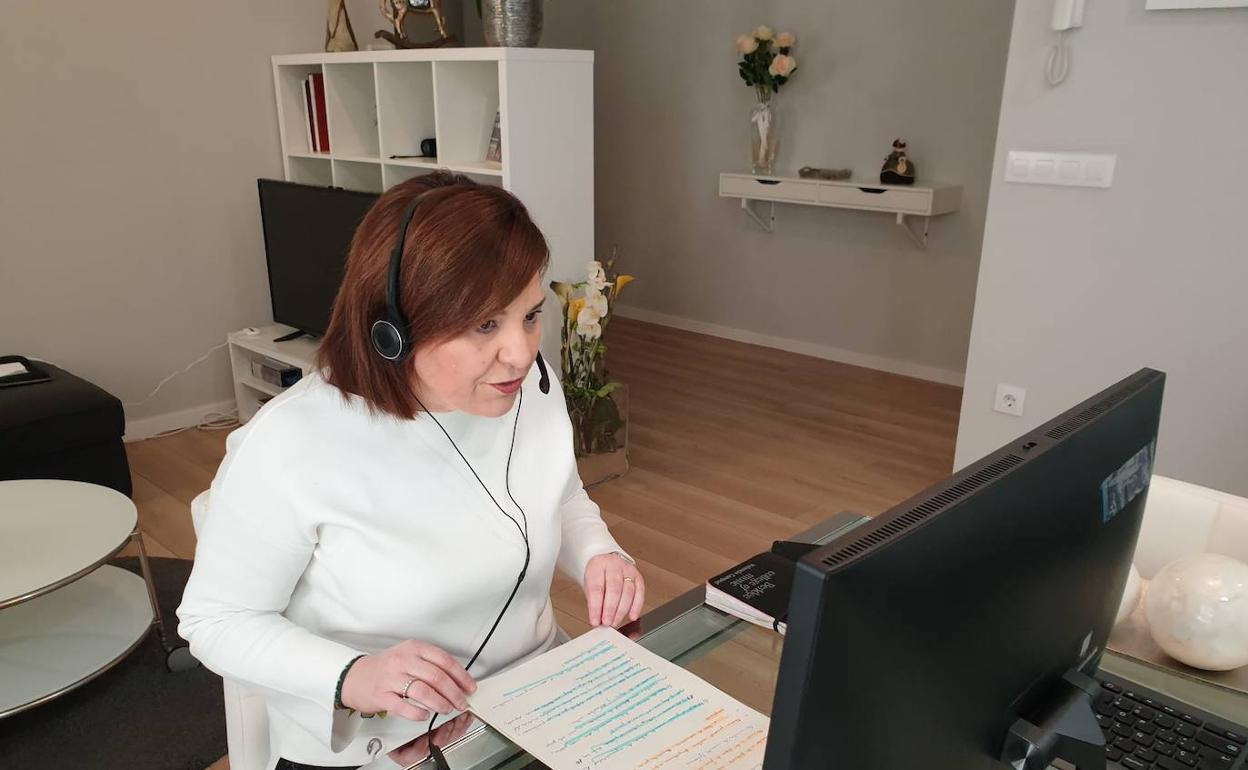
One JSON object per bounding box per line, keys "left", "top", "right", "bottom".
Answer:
{"left": 177, "top": 364, "right": 625, "bottom": 767}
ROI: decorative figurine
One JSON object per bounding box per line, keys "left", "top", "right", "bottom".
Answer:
{"left": 376, "top": 0, "right": 456, "bottom": 49}
{"left": 325, "top": 0, "right": 358, "bottom": 53}
{"left": 880, "top": 138, "right": 916, "bottom": 185}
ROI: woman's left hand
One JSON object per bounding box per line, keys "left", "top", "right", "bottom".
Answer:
{"left": 583, "top": 553, "right": 645, "bottom": 628}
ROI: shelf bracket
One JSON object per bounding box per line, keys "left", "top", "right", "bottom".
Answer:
{"left": 896, "top": 212, "right": 930, "bottom": 248}
{"left": 741, "top": 198, "right": 776, "bottom": 233}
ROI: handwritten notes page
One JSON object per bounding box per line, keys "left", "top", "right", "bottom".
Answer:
{"left": 467, "top": 626, "right": 768, "bottom": 770}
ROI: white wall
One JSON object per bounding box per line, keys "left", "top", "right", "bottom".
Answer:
{"left": 464, "top": 0, "right": 1014, "bottom": 384}
{"left": 955, "top": 0, "right": 1248, "bottom": 495}
{"left": 0, "top": 3, "right": 460, "bottom": 439}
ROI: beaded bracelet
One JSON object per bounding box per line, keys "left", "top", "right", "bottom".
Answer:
{"left": 334, "top": 654, "right": 366, "bottom": 711}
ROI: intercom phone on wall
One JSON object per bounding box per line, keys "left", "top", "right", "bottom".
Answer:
{"left": 1052, "top": 0, "right": 1086, "bottom": 30}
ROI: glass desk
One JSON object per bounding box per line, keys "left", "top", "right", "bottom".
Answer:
{"left": 371, "top": 512, "right": 1248, "bottom": 770}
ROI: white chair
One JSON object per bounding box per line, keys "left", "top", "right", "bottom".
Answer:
{"left": 1133, "top": 475, "right": 1248, "bottom": 579}
{"left": 190, "top": 491, "right": 272, "bottom": 770}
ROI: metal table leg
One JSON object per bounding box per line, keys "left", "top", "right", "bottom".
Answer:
{"left": 129, "top": 529, "right": 200, "bottom": 672}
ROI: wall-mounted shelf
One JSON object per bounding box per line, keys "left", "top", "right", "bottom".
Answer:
{"left": 718, "top": 172, "right": 962, "bottom": 247}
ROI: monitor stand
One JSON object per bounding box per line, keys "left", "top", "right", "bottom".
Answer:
{"left": 1000, "top": 669, "right": 1106, "bottom": 770}
{"left": 273, "top": 329, "right": 310, "bottom": 343}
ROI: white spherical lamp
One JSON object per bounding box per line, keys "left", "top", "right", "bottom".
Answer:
{"left": 1143, "top": 553, "right": 1248, "bottom": 671}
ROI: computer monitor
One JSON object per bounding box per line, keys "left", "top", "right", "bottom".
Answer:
{"left": 257, "top": 179, "right": 378, "bottom": 337}
{"left": 766, "top": 368, "right": 1165, "bottom": 770}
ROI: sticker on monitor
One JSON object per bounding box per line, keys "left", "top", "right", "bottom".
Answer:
{"left": 1099, "top": 440, "right": 1155, "bottom": 523}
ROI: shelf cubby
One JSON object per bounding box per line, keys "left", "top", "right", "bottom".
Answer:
{"left": 383, "top": 163, "right": 433, "bottom": 189}
{"left": 323, "top": 63, "right": 379, "bottom": 159}
{"left": 288, "top": 155, "right": 333, "bottom": 187}
{"left": 333, "top": 159, "right": 383, "bottom": 193}
{"left": 450, "top": 167, "right": 505, "bottom": 187}
{"left": 378, "top": 61, "right": 436, "bottom": 162}
{"left": 276, "top": 63, "right": 323, "bottom": 156}
{"left": 432, "top": 60, "right": 501, "bottom": 167}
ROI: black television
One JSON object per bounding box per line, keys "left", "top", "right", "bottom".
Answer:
{"left": 765, "top": 368, "right": 1166, "bottom": 770}
{"left": 257, "top": 179, "right": 378, "bottom": 338}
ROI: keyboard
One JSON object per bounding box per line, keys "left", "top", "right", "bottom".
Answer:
{"left": 1096, "top": 672, "right": 1246, "bottom": 770}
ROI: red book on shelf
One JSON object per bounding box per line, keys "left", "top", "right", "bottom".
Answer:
{"left": 311, "top": 73, "right": 330, "bottom": 153}
{"left": 302, "top": 77, "right": 317, "bottom": 152}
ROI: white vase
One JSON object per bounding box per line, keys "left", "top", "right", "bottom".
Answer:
{"left": 750, "top": 88, "right": 778, "bottom": 175}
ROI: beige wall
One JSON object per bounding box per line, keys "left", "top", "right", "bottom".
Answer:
{"left": 955, "top": 0, "right": 1248, "bottom": 494}
{"left": 0, "top": 4, "right": 458, "bottom": 436}
{"left": 0, "top": 4, "right": 316, "bottom": 435}
{"left": 0, "top": 0, "right": 1011, "bottom": 434}
{"left": 465, "top": 0, "right": 1014, "bottom": 383}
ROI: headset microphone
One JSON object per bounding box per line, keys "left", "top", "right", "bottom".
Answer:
{"left": 535, "top": 352, "right": 550, "bottom": 394}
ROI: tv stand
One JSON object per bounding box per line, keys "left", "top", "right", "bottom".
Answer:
{"left": 272, "top": 328, "right": 312, "bottom": 343}
{"left": 227, "top": 324, "right": 318, "bottom": 422}
{"left": 1001, "top": 669, "right": 1106, "bottom": 770}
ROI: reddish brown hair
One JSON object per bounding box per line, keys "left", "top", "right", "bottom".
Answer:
{"left": 318, "top": 173, "right": 549, "bottom": 419}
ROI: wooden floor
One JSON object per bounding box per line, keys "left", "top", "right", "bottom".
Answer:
{"left": 124, "top": 318, "right": 961, "bottom": 770}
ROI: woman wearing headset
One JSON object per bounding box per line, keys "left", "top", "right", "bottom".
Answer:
{"left": 178, "top": 172, "right": 645, "bottom": 770}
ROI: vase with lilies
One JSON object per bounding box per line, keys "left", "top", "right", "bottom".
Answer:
{"left": 550, "top": 252, "right": 634, "bottom": 459}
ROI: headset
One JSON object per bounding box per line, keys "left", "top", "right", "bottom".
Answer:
{"left": 369, "top": 195, "right": 550, "bottom": 394}
{"left": 367, "top": 189, "right": 548, "bottom": 770}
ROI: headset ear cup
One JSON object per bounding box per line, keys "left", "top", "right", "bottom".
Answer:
{"left": 371, "top": 319, "right": 405, "bottom": 362}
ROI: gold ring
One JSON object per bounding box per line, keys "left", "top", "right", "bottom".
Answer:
{"left": 401, "top": 676, "right": 418, "bottom": 700}
{"left": 623, "top": 576, "right": 635, "bottom": 583}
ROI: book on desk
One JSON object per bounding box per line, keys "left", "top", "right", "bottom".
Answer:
{"left": 704, "top": 540, "right": 820, "bottom": 634}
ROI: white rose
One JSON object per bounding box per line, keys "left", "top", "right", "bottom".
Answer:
{"left": 736, "top": 34, "right": 758, "bottom": 55}
{"left": 775, "top": 32, "right": 795, "bottom": 48}
{"left": 769, "top": 54, "right": 796, "bottom": 78}
{"left": 577, "top": 320, "right": 602, "bottom": 340}
{"left": 753, "top": 25, "right": 773, "bottom": 41}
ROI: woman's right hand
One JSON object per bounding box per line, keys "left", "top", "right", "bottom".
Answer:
{"left": 339, "top": 640, "right": 476, "bottom": 721}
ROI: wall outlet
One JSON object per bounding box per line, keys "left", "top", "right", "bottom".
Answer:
{"left": 994, "top": 384, "right": 1027, "bottom": 417}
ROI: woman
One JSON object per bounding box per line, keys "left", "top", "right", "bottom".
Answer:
{"left": 178, "top": 173, "right": 645, "bottom": 770}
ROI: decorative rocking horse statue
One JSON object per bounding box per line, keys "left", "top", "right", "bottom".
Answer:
{"left": 376, "top": 0, "right": 457, "bottom": 49}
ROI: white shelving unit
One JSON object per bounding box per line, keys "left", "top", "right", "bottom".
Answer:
{"left": 272, "top": 48, "right": 592, "bottom": 198}
{"left": 719, "top": 172, "right": 962, "bottom": 247}
{"left": 244, "top": 48, "right": 595, "bottom": 422}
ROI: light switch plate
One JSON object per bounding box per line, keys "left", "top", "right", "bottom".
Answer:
{"left": 1005, "top": 151, "right": 1116, "bottom": 188}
